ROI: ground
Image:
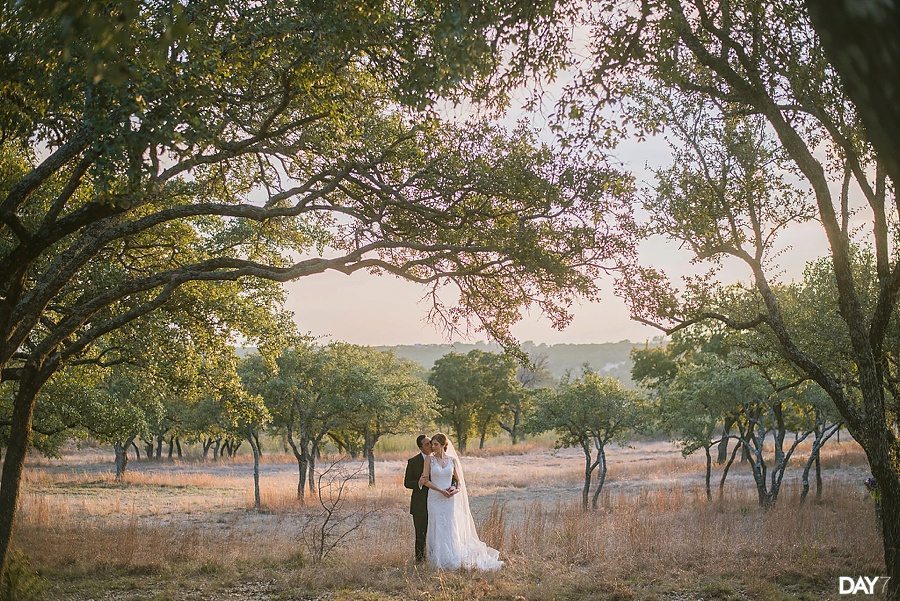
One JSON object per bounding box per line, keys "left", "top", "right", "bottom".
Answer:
{"left": 12, "top": 436, "right": 887, "bottom": 600}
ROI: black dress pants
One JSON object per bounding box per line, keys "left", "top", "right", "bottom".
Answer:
{"left": 412, "top": 509, "right": 428, "bottom": 562}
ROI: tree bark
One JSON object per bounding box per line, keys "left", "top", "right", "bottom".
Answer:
{"left": 801, "top": 422, "right": 840, "bottom": 504}
{"left": 364, "top": 430, "right": 376, "bottom": 487}
{"left": 0, "top": 365, "right": 48, "bottom": 584}
{"left": 248, "top": 431, "right": 261, "bottom": 510}
{"left": 309, "top": 439, "right": 319, "bottom": 493}
{"left": 131, "top": 441, "right": 141, "bottom": 460}
{"left": 581, "top": 441, "right": 593, "bottom": 511}
{"left": 453, "top": 422, "right": 468, "bottom": 454}
{"left": 814, "top": 452, "right": 822, "bottom": 501}
{"left": 879, "top": 477, "right": 900, "bottom": 600}
{"left": 718, "top": 437, "right": 741, "bottom": 500}
{"left": 114, "top": 441, "right": 129, "bottom": 481}
{"left": 704, "top": 445, "right": 712, "bottom": 501}
{"left": 717, "top": 418, "right": 733, "bottom": 464}
{"left": 175, "top": 438, "right": 182, "bottom": 459}
{"left": 591, "top": 444, "right": 608, "bottom": 510}
{"left": 806, "top": 0, "right": 900, "bottom": 186}
{"left": 286, "top": 425, "right": 308, "bottom": 502}
{"left": 499, "top": 409, "right": 521, "bottom": 444}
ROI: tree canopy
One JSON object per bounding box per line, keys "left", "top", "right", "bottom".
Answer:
{"left": 557, "top": 0, "right": 899, "bottom": 588}
{"left": 0, "top": 0, "right": 635, "bottom": 582}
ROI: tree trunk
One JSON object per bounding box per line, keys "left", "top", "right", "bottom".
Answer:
{"left": 453, "top": 422, "right": 468, "bottom": 454}
{"left": 175, "top": 438, "right": 182, "bottom": 459}
{"left": 167, "top": 435, "right": 174, "bottom": 459}
{"left": 800, "top": 451, "right": 814, "bottom": 503}
{"left": 0, "top": 365, "right": 48, "bottom": 586}
{"left": 114, "top": 441, "right": 129, "bottom": 481}
{"left": 248, "top": 431, "right": 261, "bottom": 510}
{"left": 800, "top": 422, "right": 840, "bottom": 504}
{"left": 309, "top": 440, "right": 319, "bottom": 493}
{"left": 213, "top": 438, "right": 221, "bottom": 460}
{"left": 143, "top": 439, "right": 154, "bottom": 460}
{"left": 859, "top": 429, "right": 900, "bottom": 599}
{"left": 878, "top": 476, "right": 900, "bottom": 600}
{"left": 717, "top": 418, "right": 733, "bottom": 464}
{"left": 479, "top": 428, "right": 486, "bottom": 450}
{"left": 591, "top": 445, "right": 608, "bottom": 511}
{"left": 131, "top": 441, "right": 141, "bottom": 460}
{"left": 364, "top": 430, "right": 376, "bottom": 487}
{"left": 745, "top": 440, "right": 770, "bottom": 509}
{"left": 581, "top": 442, "right": 592, "bottom": 511}
{"left": 286, "top": 426, "right": 308, "bottom": 502}
{"left": 704, "top": 445, "right": 712, "bottom": 501}
{"left": 814, "top": 451, "right": 822, "bottom": 501}
{"left": 718, "top": 438, "right": 741, "bottom": 500}
{"left": 155, "top": 435, "right": 163, "bottom": 461}
{"left": 252, "top": 431, "right": 262, "bottom": 457}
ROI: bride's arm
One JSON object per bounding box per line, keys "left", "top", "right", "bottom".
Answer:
{"left": 420, "top": 459, "right": 451, "bottom": 497}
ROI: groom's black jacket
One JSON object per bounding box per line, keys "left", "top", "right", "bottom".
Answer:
{"left": 404, "top": 453, "right": 428, "bottom": 515}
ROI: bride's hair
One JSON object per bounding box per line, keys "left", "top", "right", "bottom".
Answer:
{"left": 431, "top": 432, "right": 449, "bottom": 450}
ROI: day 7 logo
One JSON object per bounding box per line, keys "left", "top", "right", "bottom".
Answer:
{"left": 839, "top": 576, "right": 891, "bottom": 595}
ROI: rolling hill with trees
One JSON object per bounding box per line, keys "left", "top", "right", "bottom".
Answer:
{"left": 374, "top": 340, "right": 665, "bottom": 386}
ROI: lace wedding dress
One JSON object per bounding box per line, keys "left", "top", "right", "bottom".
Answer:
{"left": 425, "top": 442, "right": 503, "bottom": 571}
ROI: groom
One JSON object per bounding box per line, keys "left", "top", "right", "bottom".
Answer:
{"left": 404, "top": 434, "right": 431, "bottom": 563}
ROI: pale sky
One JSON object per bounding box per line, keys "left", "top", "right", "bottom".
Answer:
{"left": 283, "top": 55, "right": 853, "bottom": 347}
{"left": 283, "top": 220, "right": 830, "bottom": 346}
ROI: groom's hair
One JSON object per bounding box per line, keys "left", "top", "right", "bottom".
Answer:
{"left": 416, "top": 434, "right": 427, "bottom": 450}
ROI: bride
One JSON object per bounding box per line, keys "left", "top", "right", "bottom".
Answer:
{"left": 418, "top": 432, "right": 503, "bottom": 570}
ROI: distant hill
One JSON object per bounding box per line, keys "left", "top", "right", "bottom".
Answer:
{"left": 238, "top": 340, "right": 665, "bottom": 387}
{"left": 374, "top": 340, "right": 665, "bottom": 386}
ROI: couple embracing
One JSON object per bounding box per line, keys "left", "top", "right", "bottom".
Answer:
{"left": 404, "top": 433, "right": 503, "bottom": 571}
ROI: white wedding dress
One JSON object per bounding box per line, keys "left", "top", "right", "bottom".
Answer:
{"left": 425, "top": 443, "right": 503, "bottom": 571}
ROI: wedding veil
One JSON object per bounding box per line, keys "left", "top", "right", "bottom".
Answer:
{"left": 444, "top": 438, "right": 503, "bottom": 570}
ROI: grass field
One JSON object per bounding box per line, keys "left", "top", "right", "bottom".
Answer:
{"left": 11, "top": 437, "right": 887, "bottom": 600}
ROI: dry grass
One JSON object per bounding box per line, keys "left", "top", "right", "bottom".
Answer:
{"left": 14, "top": 439, "right": 885, "bottom": 600}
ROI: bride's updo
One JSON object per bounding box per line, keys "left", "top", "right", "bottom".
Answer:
{"left": 431, "top": 432, "right": 449, "bottom": 450}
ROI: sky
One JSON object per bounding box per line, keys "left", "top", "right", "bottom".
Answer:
{"left": 282, "top": 218, "right": 829, "bottom": 346}
{"left": 282, "top": 43, "right": 854, "bottom": 347}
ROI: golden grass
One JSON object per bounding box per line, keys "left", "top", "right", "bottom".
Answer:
{"left": 19, "top": 477, "right": 881, "bottom": 564}
{"left": 15, "top": 438, "right": 882, "bottom": 600}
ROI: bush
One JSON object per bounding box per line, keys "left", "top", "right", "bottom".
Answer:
{"left": 1, "top": 551, "right": 45, "bottom": 601}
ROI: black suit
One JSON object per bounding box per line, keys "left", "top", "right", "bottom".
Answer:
{"left": 404, "top": 453, "right": 428, "bottom": 561}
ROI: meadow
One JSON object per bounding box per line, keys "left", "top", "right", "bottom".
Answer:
{"left": 13, "top": 436, "right": 885, "bottom": 601}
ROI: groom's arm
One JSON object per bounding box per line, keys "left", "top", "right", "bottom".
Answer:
{"left": 403, "top": 459, "right": 419, "bottom": 490}
{"left": 450, "top": 458, "right": 459, "bottom": 488}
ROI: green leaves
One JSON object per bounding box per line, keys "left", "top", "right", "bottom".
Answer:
{"left": 529, "top": 369, "right": 646, "bottom": 449}
{"left": 428, "top": 349, "right": 526, "bottom": 449}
